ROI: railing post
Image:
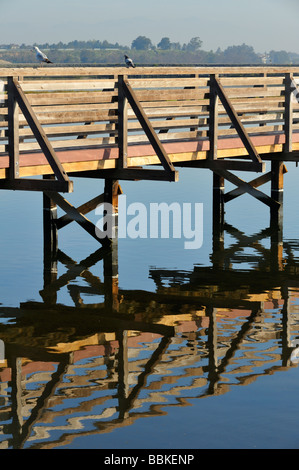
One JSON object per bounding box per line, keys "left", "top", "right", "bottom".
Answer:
{"left": 284, "top": 72, "right": 293, "bottom": 153}
{"left": 117, "top": 75, "right": 128, "bottom": 169}
{"left": 7, "top": 77, "right": 19, "bottom": 179}
{"left": 209, "top": 74, "right": 219, "bottom": 161}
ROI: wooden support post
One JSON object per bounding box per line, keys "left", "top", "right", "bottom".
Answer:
{"left": 270, "top": 160, "right": 284, "bottom": 228}
{"left": 103, "top": 179, "right": 119, "bottom": 311}
{"left": 212, "top": 172, "right": 225, "bottom": 237}
{"left": 270, "top": 160, "right": 284, "bottom": 270}
{"left": 43, "top": 176, "right": 58, "bottom": 302}
{"left": 7, "top": 77, "right": 19, "bottom": 179}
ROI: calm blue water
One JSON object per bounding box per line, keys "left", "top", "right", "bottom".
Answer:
{"left": 1, "top": 164, "right": 299, "bottom": 450}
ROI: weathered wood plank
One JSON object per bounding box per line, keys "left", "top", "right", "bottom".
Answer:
{"left": 221, "top": 86, "right": 284, "bottom": 98}
{"left": 20, "top": 80, "right": 117, "bottom": 92}
{"left": 26, "top": 90, "right": 117, "bottom": 106}
{"left": 30, "top": 102, "right": 118, "bottom": 113}
{"left": 134, "top": 88, "right": 209, "bottom": 102}
{"left": 219, "top": 77, "right": 285, "bottom": 86}
{"left": 17, "top": 136, "right": 117, "bottom": 152}
{"left": 131, "top": 99, "right": 210, "bottom": 109}
{"left": 17, "top": 122, "right": 117, "bottom": 139}
{"left": 218, "top": 125, "right": 284, "bottom": 136}
{"left": 128, "top": 130, "right": 207, "bottom": 143}
{"left": 128, "top": 78, "right": 209, "bottom": 88}
{"left": 18, "top": 109, "right": 118, "bottom": 125}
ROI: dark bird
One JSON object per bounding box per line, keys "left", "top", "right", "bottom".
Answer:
{"left": 124, "top": 54, "right": 135, "bottom": 68}
{"left": 33, "top": 46, "right": 53, "bottom": 65}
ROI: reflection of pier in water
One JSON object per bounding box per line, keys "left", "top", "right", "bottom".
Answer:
{"left": 0, "top": 225, "right": 299, "bottom": 448}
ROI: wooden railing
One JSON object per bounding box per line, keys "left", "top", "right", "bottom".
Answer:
{"left": 0, "top": 66, "right": 299, "bottom": 190}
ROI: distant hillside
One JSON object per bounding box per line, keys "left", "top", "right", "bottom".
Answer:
{"left": 0, "top": 39, "right": 298, "bottom": 65}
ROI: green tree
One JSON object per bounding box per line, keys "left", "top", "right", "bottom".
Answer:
{"left": 158, "top": 37, "right": 171, "bottom": 50}
{"left": 269, "top": 50, "right": 290, "bottom": 64}
{"left": 185, "top": 37, "right": 202, "bottom": 52}
{"left": 170, "top": 42, "right": 181, "bottom": 51}
{"left": 131, "top": 36, "right": 153, "bottom": 50}
{"left": 221, "top": 44, "right": 261, "bottom": 64}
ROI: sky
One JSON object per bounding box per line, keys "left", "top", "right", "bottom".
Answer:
{"left": 0, "top": 0, "right": 298, "bottom": 53}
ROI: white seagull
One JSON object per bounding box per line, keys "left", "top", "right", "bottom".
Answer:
{"left": 33, "top": 46, "right": 53, "bottom": 65}
{"left": 124, "top": 54, "right": 135, "bottom": 68}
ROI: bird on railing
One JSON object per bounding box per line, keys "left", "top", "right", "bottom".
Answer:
{"left": 33, "top": 46, "right": 53, "bottom": 65}
{"left": 124, "top": 54, "right": 135, "bottom": 68}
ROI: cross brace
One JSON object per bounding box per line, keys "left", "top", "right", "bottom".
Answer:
{"left": 213, "top": 167, "right": 280, "bottom": 209}
{"left": 45, "top": 191, "right": 111, "bottom": 246}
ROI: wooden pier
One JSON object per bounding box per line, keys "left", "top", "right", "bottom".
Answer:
{"left": 1, "top": 65, "right": 299, "bottom": 247}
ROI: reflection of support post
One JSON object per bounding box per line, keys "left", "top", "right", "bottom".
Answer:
{"left": 43, "top": 176, "right": 58, "bottom": 302}
{"left": 10, "top": 357, "right": 23, "bottom": 448}
{"left": 117, "top": 330, "right": 129, "bottom": 420}
{"left": 281, "top": 286, "right": 291, "bottom": 367}
{"left": 206, "top": 306, "right": 218, "bottom": 394}
{"left": 103, "top": 179, "right": 119, "bottom": 311}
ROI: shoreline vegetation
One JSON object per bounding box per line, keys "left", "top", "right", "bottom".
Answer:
{"left": 0, "top": 37, "right": 298, "bottom": 65}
